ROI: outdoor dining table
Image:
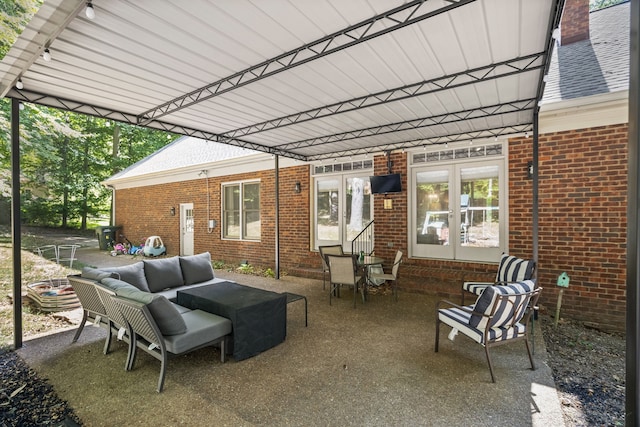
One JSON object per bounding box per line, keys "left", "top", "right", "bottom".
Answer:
{"left": 357, "top": 255, "right": 384, "bottom": 302}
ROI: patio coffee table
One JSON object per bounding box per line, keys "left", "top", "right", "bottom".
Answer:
{"left": 176, "top": 281, "right": 287, "bottom": 361}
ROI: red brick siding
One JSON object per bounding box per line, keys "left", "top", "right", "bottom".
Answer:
{"left": 114, "top": 124, "right": 628, "bottom": 330}
{"left": 510, "top": 124, "right": 628, "bottom": 331}
{"left": 115, "top": 165, "right": 314, "bottom": 270}
{"left": 371, "top": 152, "right": 408, "bottom": 263}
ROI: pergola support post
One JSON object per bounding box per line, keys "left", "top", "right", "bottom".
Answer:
{"left": 274, "top": 155, "right": 280, "bottom": 280}
{"left": 627, "top": 0, "right": 639, "bottom": 423}
{"left": 11, "top": 98, "right": 22, "bottom": 349}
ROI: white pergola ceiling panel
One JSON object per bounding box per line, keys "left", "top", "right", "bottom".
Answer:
{"left": 0, "top": 0, "right": 563, "bottom": 161}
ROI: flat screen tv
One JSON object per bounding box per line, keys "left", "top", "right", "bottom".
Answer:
{"left": 370, "top": 173, "right": 402, "bottom": 194}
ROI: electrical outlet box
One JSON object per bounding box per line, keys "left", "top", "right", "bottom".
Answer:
{"left": 208, "top": 220, "right": 217, "bottom": 229}
{"left": 387, "top": 242, "right": 393, "bottom": 247}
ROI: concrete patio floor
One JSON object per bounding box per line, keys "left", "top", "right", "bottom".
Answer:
{"left": 17, "top": 247, "right": 565, "bottom": 426}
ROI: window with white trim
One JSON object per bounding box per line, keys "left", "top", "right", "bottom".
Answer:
{"left": 222, "top": 181, "right": 260, "bottom": 241}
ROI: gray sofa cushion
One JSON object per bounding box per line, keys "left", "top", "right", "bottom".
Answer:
{"left": 116, "top": 285, "right": 187, "bottom": 336}
{"left": 164, "top": 310, "right": 231, "bottom": 354}
{"left": 82, "top": 267, "right": 116, "bottom": 281}
{"left": 179, "top": 252, "right": 214, "bottom": 285}
{"left": 101, "top": 262, "right": 150, "bottom": 292}
{"left": 144, "top": 257, "right": 184, "bottom": 292}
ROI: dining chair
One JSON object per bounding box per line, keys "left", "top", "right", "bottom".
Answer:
{"left": 319, "top": 245, "right": 344, "bottom": 290}
{"left": 367, "top": 250, "right": 403, "bottom": 302}
{"left": 327, "top": 254, "right": 362, "bottom": 308}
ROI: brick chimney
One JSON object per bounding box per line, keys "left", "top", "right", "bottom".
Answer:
{"left": 560, "top": 0, "right": 590, "bottom": 45}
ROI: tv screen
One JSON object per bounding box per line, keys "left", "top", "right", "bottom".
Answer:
{"left": 370, "top": 173, "right": 402, "bottom": 194}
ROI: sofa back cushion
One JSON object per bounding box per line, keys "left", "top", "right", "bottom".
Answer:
{"left": 82, "top": 266, "right": 116, "bottom": 281}
{"left": 101, "top": 262, "right": 150, "bottom": 292}
{"left": 470, "top": 280, "right": 535, "bottom": 330}
{"left": 144, "top": 257, "right": 184, "bottom": 292}
{"left": 179, "top": 252, "right": 214, "bottom": 286}
{"left": 115, "top": 284, "right": 187, "bottom": 336}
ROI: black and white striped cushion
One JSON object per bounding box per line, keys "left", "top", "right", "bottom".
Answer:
{"left": 495, "top": 254, "right": 534, "bottom": 282}
{"left": 469, "top": 280, "right": 535, "bottom": 329}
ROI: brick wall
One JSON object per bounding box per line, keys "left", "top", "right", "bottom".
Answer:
{"left": 510, "top": 124, "right": 628, "bottom": 331}
{"left": 115, "top": 124, "right": 628, "bottom": 330}
{"left": 115, "top": 165, "right": 314, "bottom": 270}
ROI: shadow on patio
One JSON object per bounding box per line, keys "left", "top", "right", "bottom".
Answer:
{"left": 17, "top": 271, "right": 564, "bottom": 426}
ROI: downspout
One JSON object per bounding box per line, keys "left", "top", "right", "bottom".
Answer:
{"left": 274, "top": 155, "right": 280, "bottom": 279}
{"left": 532, "top": 112, "right": 539, "bottom": 270}
{"left": 11, "top": 98, "right": 22, "bottom": 349}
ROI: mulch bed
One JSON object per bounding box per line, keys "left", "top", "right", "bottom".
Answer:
{"left": 0, "top": 350, "right": 82, "bottom": 426}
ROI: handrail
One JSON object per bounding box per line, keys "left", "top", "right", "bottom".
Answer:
{"left": 351, "top": 220, "right": 374, "bottom": 255}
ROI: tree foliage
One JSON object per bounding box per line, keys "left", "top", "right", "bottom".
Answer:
{"left": 0, "top": 0, "right": 42, "bottom": 60}
{"left": 0, "top": 99, "right": 176, "bottom": 228}
{"left": 589, "top": 0, "right": 627, "bottom": 11}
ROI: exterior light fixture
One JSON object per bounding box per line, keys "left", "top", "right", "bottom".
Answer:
{"left": 170, "top": 207, "right": 176, "bottom": 216}
{"left": 16, "top": 79, "right": 24, "bottom": 90}
{"left": 294, "top": 182, "right": 301, "bottom": 193}
{"left": 43, "top": 48, "right": 51, "bottom": 62}
{"left": 85, "top": 1, "right": 95, "bottom": 20}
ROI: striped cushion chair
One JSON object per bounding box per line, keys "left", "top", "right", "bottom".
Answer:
{"left": 461, "top": 253, "right": 535, "bottom": 304}
{"left": 435, "top": 280, "right": 541, "bottom": 382}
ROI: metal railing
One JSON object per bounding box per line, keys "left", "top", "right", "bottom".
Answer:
{"left": 351, "top": 220, "right": 374, "bottom": 256}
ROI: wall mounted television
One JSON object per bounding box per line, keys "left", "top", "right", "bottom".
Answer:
{"left": 370, "top": 173, "right": 402, "bottom": 194}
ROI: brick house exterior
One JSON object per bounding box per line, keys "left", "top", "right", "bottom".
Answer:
{"left": 105, "top": 2, "right": 630, "bottom": 331}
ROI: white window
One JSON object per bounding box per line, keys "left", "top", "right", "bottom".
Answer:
{"left": 222, "top": 181, "right": 260, "bottom": 241}
{"left": 410, "top": 143, "right": 506, "bottom": 262}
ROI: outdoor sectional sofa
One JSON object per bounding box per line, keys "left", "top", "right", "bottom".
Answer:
{"left": 67, "top": 252, "right": 232, "bottom": 392}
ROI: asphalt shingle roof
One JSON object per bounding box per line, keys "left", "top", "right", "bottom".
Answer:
{"left": 542, "top": 1, "right": 629, "bottom": 105}
{"left": 109, "top": 136, "right": 259, "bottom": 180}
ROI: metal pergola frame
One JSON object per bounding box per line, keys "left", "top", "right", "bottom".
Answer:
{"left": 3, "top": 0, "right": 639, "bottom": 422}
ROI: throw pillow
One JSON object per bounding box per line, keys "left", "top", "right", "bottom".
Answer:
{"left": 115, "top": 286, "right": 187, "bottom": 336}
{"left": 100, "top": 277, "right": 140, "bottom": 293}
{"left": 81, "top": 266, "right": 115, "bottom": 281}
{"left": 143, "top": 257, "right": 184, "bottom": 292}
{"left": 179, "top": 252, "right": 214, "bottom": 285}
{"left": 495, "top": 254, "right": 534, "bottom": 282}
{"left": 146, "top": 296, "right": 188, "bottom": 336}
{"left": 469, "top": 280, "right": 535, "bottom": 329}
{"left": 102, "top": 262, "right": 150, "bottom": 292}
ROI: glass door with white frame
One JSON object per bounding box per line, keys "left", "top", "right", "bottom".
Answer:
{"left": 412, "top": 160, "right": 504, "bottom": 262}
{"left": 314, "top": 174, "right": 372, "bottom": 252}
{"left": 414, "top": 168, "right": 454, "bottom": 259}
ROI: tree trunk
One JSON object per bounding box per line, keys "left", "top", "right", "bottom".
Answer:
{"left": 110, "top": 124, "right": 120, "bottom": 226}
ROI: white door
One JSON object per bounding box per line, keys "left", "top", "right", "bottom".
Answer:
{"left": 314, "top": 173, "right": 373, "bottom": 252}
{"left": 180, "top": 203, "right": 194, "bottom": 256}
